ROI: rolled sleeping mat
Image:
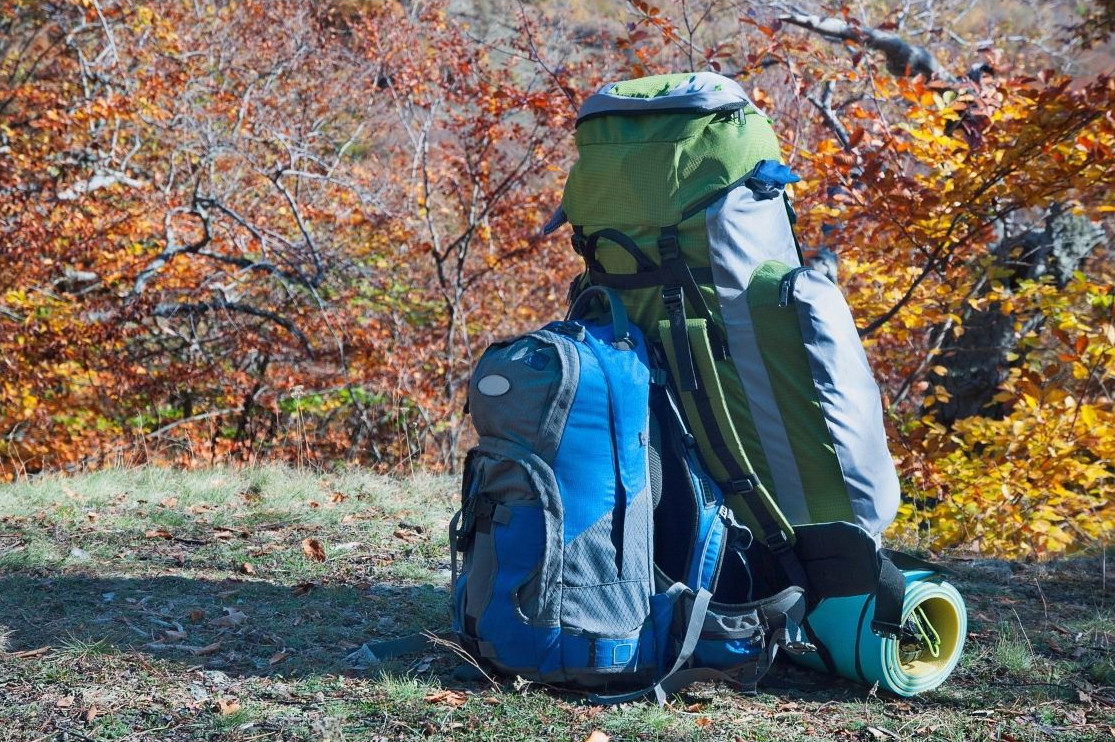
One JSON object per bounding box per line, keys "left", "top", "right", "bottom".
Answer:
{"left": 790, "top": 570, "right": 967, "bottom": 696}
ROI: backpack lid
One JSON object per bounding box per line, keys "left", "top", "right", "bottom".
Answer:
{"left": 576, "top": 72, "right": 764, "bottom": 125}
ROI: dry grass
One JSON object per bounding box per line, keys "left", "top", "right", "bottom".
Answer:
{"left": 0, "top": 465, "right": 1112, "bottom": 741}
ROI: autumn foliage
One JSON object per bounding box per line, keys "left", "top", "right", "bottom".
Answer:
{"left": 3, "top": 0, "right": 1113, "bottom": 557}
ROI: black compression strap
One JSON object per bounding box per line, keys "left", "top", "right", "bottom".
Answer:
{"left": 870, "top": 553, "right": 907, "bottom": 639}
{"left": 588, "top": 266, "right": 715, "bottom": 289}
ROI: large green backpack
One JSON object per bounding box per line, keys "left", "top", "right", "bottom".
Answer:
{"left": 547, "top": 72, "right": 907, "bottom": 637}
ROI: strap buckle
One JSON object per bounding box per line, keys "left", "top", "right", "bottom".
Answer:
{"left": 765, "top": 528, "right": 793, "bottom": 555}
{"left": 728, "top": 476, "right": 757, "bottom": 496}
{"left": 662, "top": 285, "right": 683, "bottom": 310}
{"left": 657, "top": 230, "right": 681, "bottom": 260}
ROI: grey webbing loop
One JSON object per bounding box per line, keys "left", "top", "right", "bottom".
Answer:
{"left": 568, "top": 285, "right": 635, "bottom": 350}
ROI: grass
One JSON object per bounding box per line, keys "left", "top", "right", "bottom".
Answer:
{"left": 0, "top": 464, "right": 1113, "bottom": 741}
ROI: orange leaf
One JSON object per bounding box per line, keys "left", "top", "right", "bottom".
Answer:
{"left": 301, "top": 538, "right": 326, "bottom": 562}
{"left": 145, "top": 529, "right": 173, "bottom": 540}
{"left": 239, "top": 562, "right": 256, "bottom": 575}
{"left": 214, "top": 698, "right": 241, "bottom": 716}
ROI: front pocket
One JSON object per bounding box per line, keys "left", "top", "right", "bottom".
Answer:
{"left": 455, "top": 440, "right": 563, "bottom": 672}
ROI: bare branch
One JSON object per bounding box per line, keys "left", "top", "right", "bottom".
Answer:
{"left": 153, "top": 298, "right": 315, "bottom": 357}
{"left": 779, "top": 10, "right": 948, "bottom": 80}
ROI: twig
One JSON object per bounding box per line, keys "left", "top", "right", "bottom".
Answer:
{"left": 421, "top": 630, "right": 499, "bottom": 689}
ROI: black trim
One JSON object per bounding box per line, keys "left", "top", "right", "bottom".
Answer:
{"left": 802, "top": 615, "right": 837, "bottom": 676}
{"left": 575, "top": 101, "right": 748, "bottom": 126}
{"left": 853, "top": 596, "right": 873, "bottom": 684}
{"left": 589, "top": 266, "right": 714, "bottom": 289}
{"left": 585, "top": 229, "right": 659, "bottom": 273}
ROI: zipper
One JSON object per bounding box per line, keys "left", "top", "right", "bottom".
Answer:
{"left": 778, "top": 266, "right": 811, "bottom": 307}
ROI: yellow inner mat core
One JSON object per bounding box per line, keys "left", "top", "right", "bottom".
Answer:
{"left": 896, "top": 596, "right": 963, "bottom": 678}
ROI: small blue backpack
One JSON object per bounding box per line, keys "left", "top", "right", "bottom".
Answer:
{"left": 451, "top": 287, "right": 809, "bottom": 701}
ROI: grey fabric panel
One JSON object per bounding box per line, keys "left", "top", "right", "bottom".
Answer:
{"left": 469, "top": 438, "right": 566, "bottom": 626}
{"left": 561, "top": 487, "right": 653, "bottom": 635}
{"left": 701, "top": 604, "right": 763, "bottom": 640}
{"left": 560, "top": 582, "right": 651, "bottom": 635}
{"left": 468, "top": 332, "right": 579, "bottom": 462}
{"left": 705, "top": 188, "right": 810, "bottom": 524}
{"left": 793, "top": 271, "right": 901, "bottom": 536}
{"left": 576, "top": 72, "right": 758, "bottom": 122}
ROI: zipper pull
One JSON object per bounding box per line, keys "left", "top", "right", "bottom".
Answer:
{"left": 778, "top": 267, "right": 809, "bottom": 307}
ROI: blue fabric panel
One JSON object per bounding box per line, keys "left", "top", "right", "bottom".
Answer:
{"left": 534, "top": 627, "right": 563, "bottom": 675}
{"left": 693, "top": 516, "right": 725, "bottom": 592}
{"left": 552, "top": 343, "right": 617, "bottom": 543}
{"left": 693, "top": 636, "right": 762, "bottom": 670}
{"left": 649, "top": 592, "right": 677, "bottom": 671}
{"left": 561, "top": 634, "right": 643, "bottom": 673}
{"left": 480, "top": 503, "right": 545, "bottom": 669}
{"left": 582, "top": 323, "right": 650, "bottom": 502}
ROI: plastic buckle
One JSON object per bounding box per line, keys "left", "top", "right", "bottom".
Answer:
{"left": 729, "top": 477, "right": 757, "bottom": 496}
{"left": 657, "top": 231, "right": 680, "bottom": 260}
{"left": 662, "top": 285, "right": 682, "bottom": 306}
{"left": 765, "top": 528, "right": 793, "bottom": 555}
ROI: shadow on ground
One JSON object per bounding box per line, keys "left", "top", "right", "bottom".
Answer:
{"left": 0, "top": 572, "right": 450, "bottom": 678}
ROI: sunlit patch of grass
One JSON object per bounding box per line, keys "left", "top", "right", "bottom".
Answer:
{"left": 56, "top": 635, "right": 118, "bottom": 663}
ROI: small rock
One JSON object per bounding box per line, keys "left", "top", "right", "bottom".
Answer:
{"left": 189, "top": 684, "right": 210, "bottom": 702}
{"left": 69, "top": 547, "right": 91, "bottom": 562}
{"left": 202, "top": 670, "right": 231, "bottom": 688}
{"left": 344, "top": 643, "right": 380, "bottom": 669}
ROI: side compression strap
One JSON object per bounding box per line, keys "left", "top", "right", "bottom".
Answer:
{"left": 870, "top": 553, "right": 908, "bottom": 639}
{"left": 659, "top": 319, "right": 808, "bottom": 592}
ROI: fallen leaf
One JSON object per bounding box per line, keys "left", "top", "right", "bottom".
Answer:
{"left": 214, "top": 698, "right": 240, "bottom": 715}
{"left": 85, "top": 511, "right": 98, "bottom": 523}
{"left": 83, "top": 706, "right": 99, "bottom": 724}
{"left": 239, "top": 562, "right": 255, "bottom": 575}
{"left": 695, "top": 717, "right": 712, "bottom": 729}
{"left": 145, "top": 529, "right": 173, "bottom": 540}
{"left": 424, "top": 690, "right": 468, "bottom": 708}
{"left": 292, "top": 582, "right": 317, "bottom": 596}
{"left": 162, "top": 628, "right": 188, "bottom": 642}
{"left": 193, "top": 641, "right": 222, "bottom": 656}
{"left": 308, "top": 500, "right": 321, "bottom": 509}
{"left": 584, "top": 731, "right": 610, "bottom": 742}
{"left": 330, "top": 493, "right": 347, "bottom": 503}
{"left": 187, "top": 609, "right": 206, "bottom": 623}
{"left": 393, "top": 528, "right": 422, "bottom": 544}
{"left": 56, "top": 696, "right": 75, "bottom": 709}
{"left": 268, "top": 650, "right": 290, "bottom": 666}
{"left": 301, "top": 538, "right": 326, "bottom": 562}
{"left": 339, "top": 514, "right": 356, "bottom": 524}
{"left": 12, "top": 646, "right": 51, "bottom": 659}
{"left": 210, "top": 609, "right": 248, "bottom": 629}
{"left": 158, "top": 497, "right": 178, "bottom": 508}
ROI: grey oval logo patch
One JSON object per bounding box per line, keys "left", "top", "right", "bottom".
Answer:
{"left": 477, "top": 374, "right": 511, "bottom": 397}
